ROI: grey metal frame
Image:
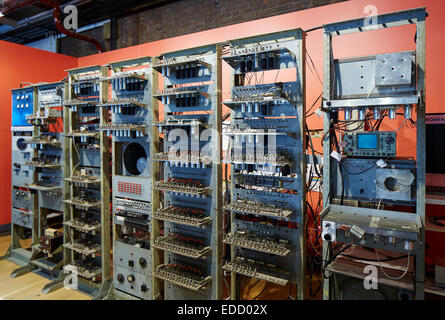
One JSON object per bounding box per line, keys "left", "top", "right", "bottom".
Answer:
{"left": 44, "top": 65, "right": 112, "bottom": 298}
{"left": 321, "top": 7, "right": 426, "bottom": 300}
{"left": 151, "top": 44, "right": 222, "bottom": 300}
{"left": 223, "top": 29, "right": 307, "bottom": 300}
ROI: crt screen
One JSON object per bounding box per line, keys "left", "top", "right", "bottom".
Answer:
{"left": 357, "top": 134, "right": 378, "bottom": 149}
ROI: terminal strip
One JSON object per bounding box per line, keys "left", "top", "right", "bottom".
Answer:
{"left": 64, "top": 239, "right": 101, "bottom": 256}
{"left": 153, "top": 264, "right": 212, "bottom": 291}
{"left": 153, "top": 152, "right": 211, "bottom": 165}
{"left": 64, "top": 218, "right": 101, "bottom": 234}
{"left": 223, "top": 199, "right": 293, "bottom": 219}
{"left": 223, "top": 231, "right": 290, "bottom": 256}
{"left": 225, "top": 153, "right": 292, "bottom": 166}
{"left": 63, "top": 197, "right": 101, "bottom": 210}
{"left": 153, "top": 206, "right": 212, "bottom": 227}
{"left": 115, "top": 198, "right": 151, "bottom": 211}
{"left": 153, "top": 234, "right": 211, "bottom": 259}
{"left": 222, "top": 257, "right": 289, "bottom": 286}
{"left": 23, "top": 135, "right": 61, "bottom": 147}
{"left": 153, "top": 178, "right": 211, "bottom": 195}
{"left": 65, "top": 174, "right": 101, "bottom": 187}
{"left": 97, "top": 97, "right": 147, "bottom": 109}
{"left": 64, "top": 262, "right": 101, "bottom": 282}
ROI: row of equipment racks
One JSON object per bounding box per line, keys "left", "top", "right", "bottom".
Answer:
{"left": 1, "top": 7, "right": 428, "bottom": 300}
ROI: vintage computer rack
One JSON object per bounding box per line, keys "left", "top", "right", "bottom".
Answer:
{"left": 100, "top": 57, "right": 155, "bottom": 300}
{"left": 320, "top": 8, "right": 426, "bottom": 299}
{"left": 2, "top": 86, "right": 39, "bottom": 276}
{"left": 221, "top": 29, "right": 307, "bottom": 299}
{"left": 23, "top": 82, "right": 65, "bottom": 286}
{"left": 151, "top": 45, "right": 222, "bottom": 300}
{"left": 52, "top": 65, "right": 112, "bottom": 297}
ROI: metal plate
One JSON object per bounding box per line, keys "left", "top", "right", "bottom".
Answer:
{"left": 375, "top": 52, "right": 412, "bottom": 86}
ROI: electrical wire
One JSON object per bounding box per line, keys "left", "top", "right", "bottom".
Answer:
{"left": 375, "top": 249, "right": 411, "bottom": 280}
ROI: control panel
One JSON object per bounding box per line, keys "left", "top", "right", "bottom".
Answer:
{"left": 12, "top": 88, "right": 34, "bottom": 127}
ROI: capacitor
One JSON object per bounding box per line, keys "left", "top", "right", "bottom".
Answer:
{"left": 373, "top": 107, "right": 381, "bottom": 120}
{"left": 343, "top": 108, "right": 352, "bottom": 121}
{"left": 185, "top": 64, "right": 191, "bottom": 79}
{"left": 404, "top": 105, "right": 412, "bottom": 119}
{"left": 358, "top": 108, "right": 366, "bottom": 120}
{"left": 180, "top": 64, "right": 186, "bottom": 79}
{"left": 240, "top": 56, "right": 246, "bottom": 73}
{"left": 389, "top": 108, "right": 397, "bottom": 119}
{"left": 254, "top": 102, "right": 260, "bottom": 113}
{"left": 404, "top": 240, "right": 414, "bottom": 251}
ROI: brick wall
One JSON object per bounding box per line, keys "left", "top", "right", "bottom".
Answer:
{"left": 60, "top": 0, "right": 346, "bottom": 57}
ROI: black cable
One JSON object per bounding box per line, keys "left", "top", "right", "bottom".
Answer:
{"left": 429, "top": 216, "right": 445, "bottom": 227}
{"left": 341, "top": 253, "right": 408, "bottom": 262}
{"left": 304, "top": 26, "right": 323, "bottom": 33}
{"left": 323, "top": 243, "right": 353, "bottom": 278}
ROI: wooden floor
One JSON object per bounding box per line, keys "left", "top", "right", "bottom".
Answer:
{"left": 0, "top": 235, "right": 89, "bottom": 300}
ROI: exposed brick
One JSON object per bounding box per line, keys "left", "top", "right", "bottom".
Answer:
{"left": 60, "top": 0, "right": 346, "bottom": 57}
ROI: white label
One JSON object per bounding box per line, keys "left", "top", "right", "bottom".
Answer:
{"left": 330, "top": 151, "right": 342, "bottom": 162}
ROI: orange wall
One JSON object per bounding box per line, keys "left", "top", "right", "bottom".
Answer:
{"left": 0, "top": 40, "right": 77, "bottom": 225}
{"left": 78, "top": 0, "right": 444, "bottom": 159}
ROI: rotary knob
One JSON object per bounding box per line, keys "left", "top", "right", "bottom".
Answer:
{"left": 139, "top": 257, "right": 147, "bottom": 268}
{"left": 386, "top": 136, "right": 395, "bottom": 144}
{"left": 127, "top": 274, "right": 135, "bottom": 283}
{"left": 117, "top": 273, "right": 124, "bottom": 283}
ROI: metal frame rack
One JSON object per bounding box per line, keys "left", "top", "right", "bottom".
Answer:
{"left": 23, "top": 82, "right": 65, "bottom": 288}
{"left": 101, "top": 57, "right": 156, "bottom": 300}
{"left": 151, "top": 44, "right": 222, "bottom": 300}
{"left": 51, "top": 65, "right": 112, "bottom": 298}
{"left": 2, "top": 86, "right": 38, "bottom": 276}
{"left": 320, "top": 8, "right": 426, "bottom": 300}
{"left": 221, "top": 29, "right": 307, "bottom": 300}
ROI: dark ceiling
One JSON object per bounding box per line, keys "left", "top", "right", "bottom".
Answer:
{"left": 0, "top": 0, "right": 178, "bottom": 45}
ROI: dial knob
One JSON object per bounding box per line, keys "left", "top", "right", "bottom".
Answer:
{"left": 386, "top": 137, "right": 395, "bottom": 144}
{"left": 117, "top": 273, "right": 124, "bottom": 283}
{"left": 139, "top": 257, "right": 147, "bottom": 268}
{"left": 127, "top": 274, "right": 135, "bottom": 283}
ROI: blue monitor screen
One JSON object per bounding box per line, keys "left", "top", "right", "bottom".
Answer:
{"left": 357, "top": 133, "right": 378, "bottom": 149}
